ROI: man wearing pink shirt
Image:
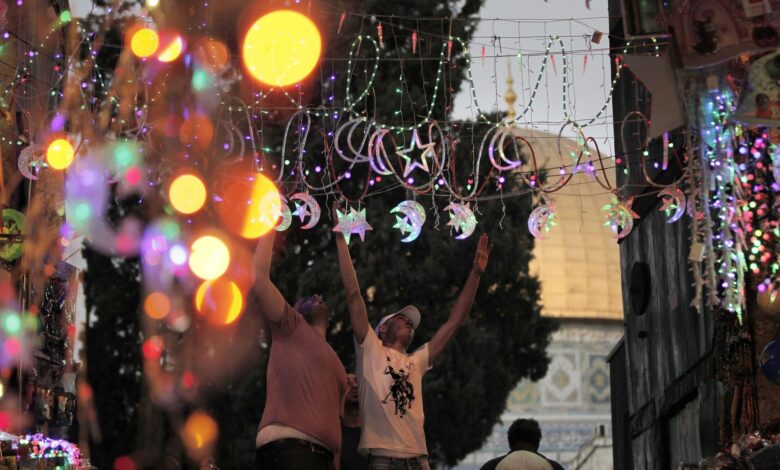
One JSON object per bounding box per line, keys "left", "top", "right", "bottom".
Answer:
{"left": 253, "top": 231, "right": 348, "bottom": 470}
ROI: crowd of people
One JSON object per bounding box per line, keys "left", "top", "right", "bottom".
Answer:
{"left": 251, "top": 205, "right": 562, "bottom": 469}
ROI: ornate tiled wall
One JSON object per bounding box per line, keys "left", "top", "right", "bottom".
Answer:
{"left": 456, "top": 321, "right": 623, "bottom": 469}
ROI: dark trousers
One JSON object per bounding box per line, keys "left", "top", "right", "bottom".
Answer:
{"left": 256, "top": 438, "right": 335, "bottom": 470}
{"left": 368, "top": 455, "right": 429, "bottom": 470}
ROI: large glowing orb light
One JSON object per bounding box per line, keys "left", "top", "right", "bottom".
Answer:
{"left": 242, "top": 10, "right": 321, "bottom": 87}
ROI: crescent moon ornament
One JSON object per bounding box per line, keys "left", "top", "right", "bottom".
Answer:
{"left": 18, "top": 145, "right": 47, "bottom": 180}
{"left": 657, "top": 185, "right": 686, "bottom": 224}
{"left": 602, "top": 196, "right": 639, "bottom": 240}
{"left": 368, "top": 128, "right": 395, "bottom": 176}
{"left": 488, "top": 126, "right": 524, "bottom": 171}
{"left": 290, "top": 192, "right": 321, "bottom": 229}
{"left": 391, "top": 200, "right": 426, "bottom": 242}
{"left": 528, "top": 196, "right": 557, "bottom": 240}
{"left": 445, "top": 202, "right": 477, "bottom": 240}
{"left": 274, "top": 196, "right": 292, "bottom": 232}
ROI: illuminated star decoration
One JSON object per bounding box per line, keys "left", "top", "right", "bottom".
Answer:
{"left": 445, "top": 202, "right": 477, "bottom": 240}
{"left": 397, "top": 129, "right": 435, "bottom": 178}
{"left": 602, "top": 196, "right": 640, "bottom": 240}
{"left": 292, "top": 203, "right": 310, "bottom": 222}
{"left": 332, "top": 207, "right": 373, "bottom": 243}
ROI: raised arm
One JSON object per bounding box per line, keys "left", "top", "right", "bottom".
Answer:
{"left": 333, "top": 203, "right": 370, "bottom": 342}
{"left": 428, "top": 234, "right": 491, "bottom": 361}
{"left": 253, "top": 230, "right": 288, "bottom": 323}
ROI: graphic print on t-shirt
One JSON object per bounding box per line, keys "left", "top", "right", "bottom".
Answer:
{"left": 382, "top": 356, "right": 415, "bottom": 417}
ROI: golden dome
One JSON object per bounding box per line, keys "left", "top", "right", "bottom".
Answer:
{"left": 507, "top": 126, "right": 624, "bottom": 320}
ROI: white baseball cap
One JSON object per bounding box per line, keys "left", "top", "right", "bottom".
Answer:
{"left": 374, "top": 305, "right": 421, "bottom": 337}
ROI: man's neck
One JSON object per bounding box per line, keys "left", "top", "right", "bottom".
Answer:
{"left": 512, "top": 443, "right": 537, "bottom": 453}
{"left": 382, "top": 339, "right": 408, "bottom": 353}
{"left": 311, "top": 321, "right": 328, "bottom": 338}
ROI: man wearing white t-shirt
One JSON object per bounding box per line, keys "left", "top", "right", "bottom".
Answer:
{"left": 334, "top": 206, "right": 491, "bottom": 469}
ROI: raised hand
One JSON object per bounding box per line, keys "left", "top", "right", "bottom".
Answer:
{"left": 472, "top": 234, "right": 491, "bottom": 275}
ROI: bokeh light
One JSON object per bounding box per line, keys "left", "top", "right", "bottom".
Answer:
{"left": 195, "top": 279, "right": 244, "bottom": 325}
{"left": 144, "top": 292, "right": 171, "bottom": 319}
{"left": 130, "top": 28, "right": 160, "bottom": 58}
{"left": 142, "top": 336, "right": 164, "bottom": 361}
{"left": 46, "top": 138, "right": 74, "bottom": 170}
{"left": 182, "top": 411, "right": 218, "bottom": 452}
{"left": 215, "top": 169, "right": 281, "bottom": 239}
{"left": 188, "top": 235, "right": 230, "bottom": 280}
{"left": 157, "top": 33, "right": 183, "bottom": 62}
{"left": 179, "top": 113, "right": 214, "bottom": 149}
{"left": 194, "top": 38, "right": 229, "bottom": 73}
{"left": 242, "top": 10, "right": 322, "bottom": 86}
{"left": 169, "top": 173, "right": 207, "bottom": 214}
{"left": 114, "top": 456, "right": 136, "bottom": 470}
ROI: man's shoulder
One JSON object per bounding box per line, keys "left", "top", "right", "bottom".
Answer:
{"left": 478, "top": 455, "right": 505, "bottom": 470}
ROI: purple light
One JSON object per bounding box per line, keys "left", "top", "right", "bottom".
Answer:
{"left": 345, "top": 171, "right": 352, "bottom": 179}
{"left": 498, "top": 176, "right": 505, "bottom": 183}
{"left": 315, "top": 166, "right": 322, "bottom": 173}
{"left": 50, "top": 113, "right": 66, "bottom": 132}
{"left": 438, "top": 178, "right": 445, "bottom": 185}
{"left": 407, "top": 177, "right": 414, "bottom": 184}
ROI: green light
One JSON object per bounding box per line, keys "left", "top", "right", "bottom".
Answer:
{"left": 162, "top": 221, "right": 180, "bottom": 239}
{"left": 75, "top": 203, "right": 91, "bottom": 220}
{"left": 192, "top": 69, "right": 212, "bottom": 91}
{"left": 114, "top": 143, "right": 136, "bottom": 168}
{"left": 59, "top": 10, "right": 72, "bottom": 23}
{"left": 3, "top": 313, "right": 21, "bottom": 335}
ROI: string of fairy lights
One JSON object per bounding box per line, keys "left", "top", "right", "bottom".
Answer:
{"left": 0, "top": 3, "right": 775, "bottom": 346}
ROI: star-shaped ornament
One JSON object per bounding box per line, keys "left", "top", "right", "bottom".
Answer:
{"left": 333, "top": 207, "right": 373, "bottom": 243}
{"left": 397, "top": 129, "right": 436, "bottom": 178}
{"left": 292, "top": 203, "right": 311, "bottom": 223}
{"left": 393, "top": 215, "right": 414, "bottom": 237}
{"left": 444, "top": 202, "right": 478, "bottom": 240}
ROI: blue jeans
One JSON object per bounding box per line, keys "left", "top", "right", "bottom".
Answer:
{"left": 368, "top": 455, "right": 430, "bottom": 470}
{"left": 256, "top": 438, "right": 335, "bottom": 470}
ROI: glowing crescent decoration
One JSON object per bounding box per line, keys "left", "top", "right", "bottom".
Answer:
{"left": 290, "top": 192, "right": 321, "bottom": 229}
{"left": 657, "top": 185, "right": 686, "bottom": 224}
{"left": 602, "top": 197, "right": 639, "bottom": 240}
{"left": 527, "top": 196, "right": 557, "bottom": 240}
{"left": 445, "top": 202, "right": 477, "bottom": 240}
{"left": 368, "top": 128, "right": 395, "bottom": 175}
{"left": 391, "top": 200, "right": 426, "bottom": 242}
{"left": 488, "top": 126, "right": 524, "bottom": 171}
{"left": 274, "top": 196, "right": 292, "bottom": 232}
{"left": 18, "top": 145, "right": 47, "bottom": 180}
